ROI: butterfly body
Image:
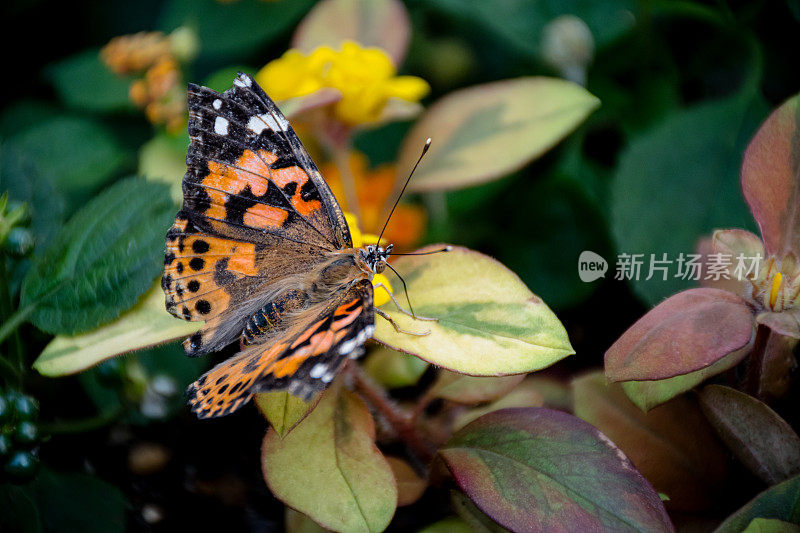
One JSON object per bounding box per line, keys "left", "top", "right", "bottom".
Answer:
{"left": 162, "top": 73, "right": 386, "bottom": 418}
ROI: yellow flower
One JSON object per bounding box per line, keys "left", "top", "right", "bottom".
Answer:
{"left": 256, "top": 41, "right": 429, "bottom": 125}
{"left": 344, "top": 212, "right": 393, "bottom": 307}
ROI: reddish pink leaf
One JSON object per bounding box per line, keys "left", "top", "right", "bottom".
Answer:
{"left": 440, "top": 408, "right": 674, "bottom": 532}
{"left": 741, "top": 93, "right": 800, "bottom": 256}
{"left": 605, "top": 288, "right": 755, "bottom": 382}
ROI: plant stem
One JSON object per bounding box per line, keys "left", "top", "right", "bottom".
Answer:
{"left": 0, "top": 254, "right": 25, "bottom": 380}
{"left": 0, "top": 303, "right": 34, "bottom": 348}
{"left": 745, "top": 324, "right": 770, "bottom": 399}
{"left": 349, "top": 363, "right": 435, "bottom": 463}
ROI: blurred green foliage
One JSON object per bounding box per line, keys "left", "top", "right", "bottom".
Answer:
{"left": 1, "top": 0, "right": 799, "bottom": 530}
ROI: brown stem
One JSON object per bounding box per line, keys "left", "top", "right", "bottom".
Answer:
{"left": 349, "top": 363, "right": 435, "bottom": 463}
{"left": 745, "top": 324, "right": 771, "bottom": 399}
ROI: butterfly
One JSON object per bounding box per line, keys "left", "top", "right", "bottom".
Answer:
{"left": 162, "top": 72, "right": 421, "bottom": 419}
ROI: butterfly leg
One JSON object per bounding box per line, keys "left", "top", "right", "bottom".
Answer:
{"left": 375, "top": 308, "right": 430, "bottom": 336}
{"left": 373, "top": 283, "right": 437, "bottom": 322}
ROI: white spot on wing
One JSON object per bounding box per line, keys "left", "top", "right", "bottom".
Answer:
{"left": 309, "top": 363, "right": 327, "bottom": 379}
{"left": 233, "top": 74, "right": 252, "bottom": 88}
{"left": 338, "top": 338, "right": 358, "bottom": 355}
{"left": 247, "top": 112, "right": 289, "bottom": 134}
{"left": 214, "top": 116, "right": 229, "bottom": 135}
{"left": 364, "top": 325, "right": 375, "bottom": 337}
{"left": 321, "top": 372, "right": 335, "bottom": 383}
{"left": 213, "top": 99, "right": 222, "bottom": 110}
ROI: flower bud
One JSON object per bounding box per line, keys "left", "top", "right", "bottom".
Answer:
{"left": 541, "top": 15, "right": 594, "bottom": 86}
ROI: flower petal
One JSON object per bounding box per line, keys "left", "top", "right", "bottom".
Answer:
{"left": 756, "top": 310, "right": 800, "bottom": 339}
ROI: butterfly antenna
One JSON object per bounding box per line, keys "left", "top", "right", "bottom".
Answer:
{"left": 376, "top": 138, "right": 431, "bottom": 245}
{"left": 390, "top": 246, "right": 453, "bottom": 256}
{"left": 384, "top": 262, "right": 416, "bottom": 318}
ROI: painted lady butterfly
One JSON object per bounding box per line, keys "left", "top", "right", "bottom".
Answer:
{"left": 162, "top": 73, "right": 416, "bottom": 418}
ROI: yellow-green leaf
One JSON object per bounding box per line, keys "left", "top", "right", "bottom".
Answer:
{"left": 262, "top": 381, "right": 397, "bottom": 532}
{"left": 399, "top": 77, "right": 599, "bottom": 191}
{"left": 374, "top": 246, "right": 574, "bottom": 375}
{"left": 255, "top": 391, "right": 314, "bottom": 438}
{"left": 453, "top": 378, "right": 545, "bottom": 430}
{"left": 363, "top": 346, "right": 429, "bottom": 389}
{"left": 33, "top": 283, "right": 200, "bottom": 377}
{"left": 430, "top": 370, "right": 525, "bottom": 404}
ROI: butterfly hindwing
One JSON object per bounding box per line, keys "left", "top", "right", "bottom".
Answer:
{"left": 187, "top": 279, "right": 375, "bottom": 418}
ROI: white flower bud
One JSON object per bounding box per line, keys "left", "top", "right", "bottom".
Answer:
{"left": 541, "top": 15, "right": 595, "bottom": 86}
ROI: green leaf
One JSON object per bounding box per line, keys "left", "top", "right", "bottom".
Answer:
{"left": 139, "top": 132, "right": 189, "bottom": 204}
{"left": 399, "top": 77, "right": 599, "bottom": 191}
{"left": 7, "top": 116, "right": 131, "bottom": 210}
{"left": 46, "top": 49, "right": 133, "bottom": 112}
{"left": 0, "top": 485, "right": 41, "bottom": 533}
{"left": 363, "top": 346, "right": 429, "bottom": 389}
{"left": 33, "top": 282, "right": 201, "bottom": 376}
{"left": 418, "top": 517, "right": 473, "bottom": 533}
{"left": 620, "top": 343, "right": 750, "bottom": 411}
{"left": 31, "top": 468, "right": 126, "bottom": 533}
{"left": 743, "top": 518, "right": 800, "bottom": 533}
{"left": 430, "top": 370, "right": 524, "bottom": 404}
{"left": 158, "top": 0, "right": 315, "bottom": 58}
{"left": 21, "top": 177, "right": 175, "bottom": 334}
{"left": 292, "top": 0, "right": 410, "bottom": 65}
{"left": 440, "top": 407, "right": 674, "bottom": 532}
{"left": 449, "top": 490, "right": 508, "bottom": 532}
{"left": 255, "top": 391, "right": 314, "bottom": 438}
{"left": 429, "top": 0, "right": 636, "bottom": 58}
{"left": 611, "top": 93, "right": 765, "bottom": 305}
{"left": 0, "top": 100, "right": 59, "bottom": 138}
{"left": 699, "top": 385, "right": 800, "bottom": 485}
{"left": 0, "top": 145, "right": 66, "bottom": 254}
{"left": 386, "top": 456, "right": 426, "bottom": 506}
{"left": 573, "top": 372, "right": 727, "bottom": 512}
{"left": 373, "top": 245, "right": 574, "bottom": 375}
{"left": 715, "top": 475, "right": 800, "bottom": 533}
{"left": 453, "top": 378, "right": 545, "bottom": 430}
{"left": 285, "top": 508, "right": 329, "bottom": 533}
{"left": 497, "top": 175, "right": 609, "bottom": 309}
{"left": 262, "top": 381, "right": 397, "bottom": 532}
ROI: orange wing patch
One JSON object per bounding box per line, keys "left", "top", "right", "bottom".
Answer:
{"left": 187, "top": 342, "right": 286, "bottom": 418}
{"left": 243, "top": 204, "right": 288, "bottom": 229}
{"left": 202, "top": 149, "right": 321, "bottom": 221}
{"left": 205, "top": 149, "right": 275, "bottom": 197}
{"left": 163, "top": 219, "right": 260, "bottom": 315}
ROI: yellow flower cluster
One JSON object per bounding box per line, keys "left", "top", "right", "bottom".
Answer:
{"left": 345, "top": 213, "right": 393, "bottom": 307}
{"left": 256, "top": 41, "right": 430, "bottom": 125}
{"left": 101, "top": 31, "right": 187, "bottom": 133}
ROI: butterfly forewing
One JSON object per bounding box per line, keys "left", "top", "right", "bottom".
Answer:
{"left": 163, "top": 73, "right": 377, "bottom": 418}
